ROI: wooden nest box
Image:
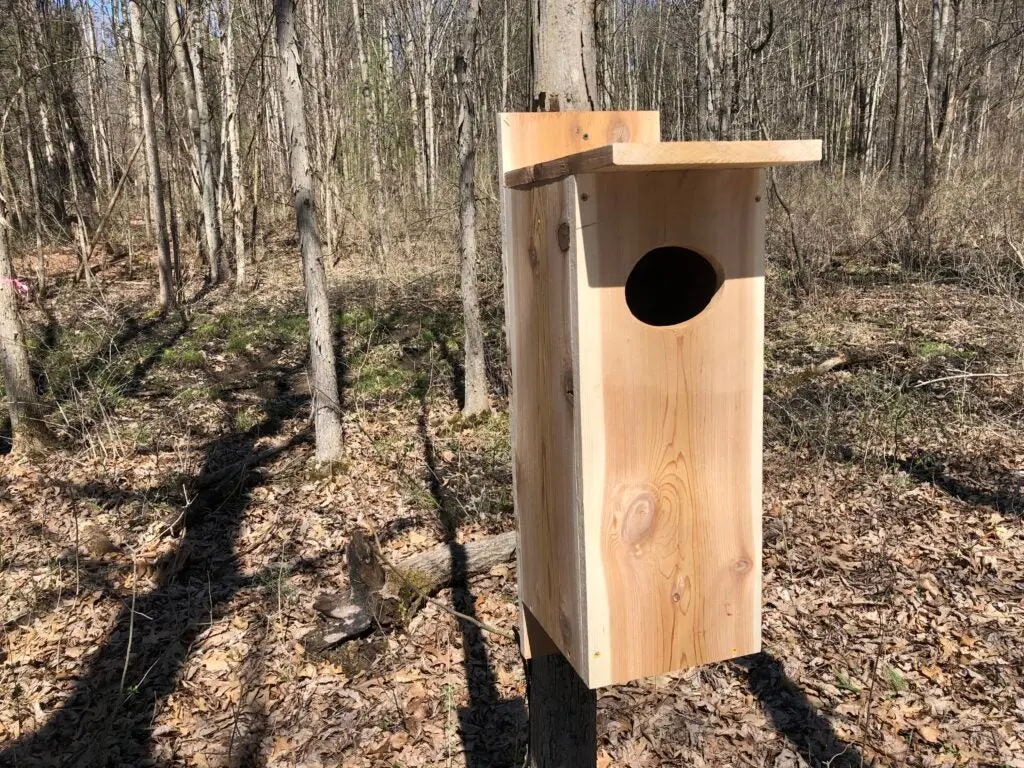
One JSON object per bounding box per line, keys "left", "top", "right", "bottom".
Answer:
{"left": 499, "top": 111, "right": 821, "bottom": 689}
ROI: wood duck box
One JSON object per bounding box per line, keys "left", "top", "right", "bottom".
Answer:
{"left": 498, "top": 111, "right": 820, "bottom": 688}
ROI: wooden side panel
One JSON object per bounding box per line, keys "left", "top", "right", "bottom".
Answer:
{"left": 575, "top": 170, "right": 765, "bottom": 688}
{"left": 504, "top": 178, "right": 587, "bottom": 668}
{"left": 498, "top": 112, "right": 660, "bottom": 671}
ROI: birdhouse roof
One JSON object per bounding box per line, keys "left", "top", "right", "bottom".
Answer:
{"left": 504, "top": 140, "right": 822, "bottom": 190}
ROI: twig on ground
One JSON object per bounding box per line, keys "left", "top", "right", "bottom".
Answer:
{"left": 119, "top": 558, "right": 138, "bottom": 694}
{"left": 913, "top": 371, "right": 1021, "bottom": 387}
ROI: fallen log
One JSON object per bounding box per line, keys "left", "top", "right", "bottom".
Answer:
{"left": 304, "top": 530, "right": 517, "bottom": 652}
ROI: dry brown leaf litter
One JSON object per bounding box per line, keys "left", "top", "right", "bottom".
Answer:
{"left": 0, "top": 253, "right": 1021, "bottom": 767}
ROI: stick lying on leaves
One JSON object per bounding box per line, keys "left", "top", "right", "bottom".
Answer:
{"left": 303, "top": 530, "right": 517, "bottom": 652}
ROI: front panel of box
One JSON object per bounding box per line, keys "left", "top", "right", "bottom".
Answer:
{"left": 574, "top": 169, "right": 766, "bottom": 687}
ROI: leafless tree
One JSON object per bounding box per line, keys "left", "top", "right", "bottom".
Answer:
{"left": 275, "top": 0, "right": 344, "bottom": 465}
{"left": 0, "top": 196, "right": 53, "bottom": 454}
{"left": 129, "top": 0, "right": 175, "bottom": 311}
{"left": 455, "top": 0, "right": 489, "bottom": 418}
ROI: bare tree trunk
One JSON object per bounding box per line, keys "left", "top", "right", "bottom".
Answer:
{"left": 527, "top": 2, "right": 599, "bottom": 761}
{"left": 166, "top": 0, "right": 220, "bottom": 283}
{"left": 129, "top": 0, "right": 175, "bottom": 311}
{"left": 923, "top": 0, "right": 951, "bottom": 195}
{"left": 455, "top": 0, "right": 488, "bottom": 418}
{"left": 422, "top": 13, "right": 437, "bottom": 203}
{"left": 81, "top": 5, "right": 110, "bottom": 202}
{"left": 122, "top": 8, "right": 151, "bottom": 237}
{"left": 700, "top": 0, "right": 728, "bottom": 137}
{"left": 275, "top": 0, "right": 343, "bottom": 465}
{"left": 0, "top": 197, "right": 53, "bottom": 455}
{"left": 890, "top": 0, "right": 907, "bottom": 172}
{"left": 189, "top": 1, "right": 225, "bottom": 282}
{"left": 221, "top": 0, "right": 247, "bottom": 290}
{"left": 13, "top": 47, "right": 46, "bottom": 295}
{"left": 351, "top": 0, "right": 387, "bottom": 265}
{"left": 530, "top": 0, "right": 598, "bottom": 111}
{"left": 401, "top": 30, "right": 427, "bottom": 201}
{"left": 165, "top": 0, "right": 202, "bottom": 214}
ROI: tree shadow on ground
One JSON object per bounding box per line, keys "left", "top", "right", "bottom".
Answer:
{"left": 418, "top": 390, "right": 527, "bottom": 767}
{"left": 736, "top": 652, "right": 866, "bottom": 768}
{"left": 0, "top": 363, "right": 307, "bottom": 767}
{"left": 897, "top": 450, "right": 1023, "bottom": 517}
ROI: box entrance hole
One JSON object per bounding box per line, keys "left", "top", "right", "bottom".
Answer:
{"left": 625, "top": 246, "right": 721, "bottom": 327}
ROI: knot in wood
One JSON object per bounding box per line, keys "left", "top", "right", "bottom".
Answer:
{"left": 621, "top": 487, "right": 657, "bottom": 550}
{"left": 556, "top": 222, "right": 571, "bottom": 252}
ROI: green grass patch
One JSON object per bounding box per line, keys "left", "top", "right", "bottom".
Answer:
{"left": 212, "top": 311, "right": 309, "bottom": 356}
{"left": 174, "top": 385, "right": 222, "bottom": 405}
{"left": 338, "top": 306, "right": 377, "bottom": 337}
{"left": 161, "top": 347, "right": 205, "bottom": 369}
{"left": 835, "top": 670, "right": 860, "bottom": 693}
{"left": 348, "top": 344, "right": 420, "bottom": 398}
{"left": 917, "top": 340, "right": 956, "bottom": 359}
{"left": 882, "top": 665, "right": 908, "bottom": 693}
{"left": 233, "top": 407, "right": 262, "bottom": 433}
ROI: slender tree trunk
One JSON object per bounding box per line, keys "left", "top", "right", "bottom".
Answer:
{"left": 423, "top": 54, "right": 437, "bottom": 202}
{"left": 159, "top": 29, "right": 184, "bottom": 288}
{"left": 129, "top": 0, "right": 175, "bottom": 311}
{"left": 527, "top": 2, "right": 599, "bottom": 762}
{"left": 351, "top": 0, "right": 387, "bottom": 264}
{"left": 189, "top": 1, "right": 225, "bottom": 282}
{"left": 166, "top": 0, "right": 219, "bottom": 283}
{"left": 122, "top": 10, "right": 152, "bottom": 236}
{"left": 409, "top": 68, "right": 427, "bottom": 201}
{"left": 890, "top": 0, "right": 907, "bottom": 172}
{"left": 402, "top": 30, "right": 427, "bottom": 201}
{"left": 222, "top": 0, "right": 247, "bottom": 290}
{"left": 455, "top": 0, "right": 488, "bottom": 418}
{"left": 923, "top": 0, "right": 951, "bottom": 194}
{"left": 13, "top": 48, "right": 46, "bottom": 295}
{"left": 275, "top": 0, "right": 343, "bottom": 465}
{"left": 0, "top": 197, "right": 53, "bottom": 455}
{"left": 165, "top": 0, "right": 202, "bottom": 211}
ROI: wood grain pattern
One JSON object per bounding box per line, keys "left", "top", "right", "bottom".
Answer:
{"left": 505, "top": 140, "right": 823, "bottom": 189}
{"left": 498, "top": 112, "right": 660, "bottom": 665}
{"left": 575, "top": 170, "right": 765, "bottom": 687}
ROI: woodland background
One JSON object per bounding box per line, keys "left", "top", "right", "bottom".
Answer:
{"left": 0, "top": 0, "right": 1023, "bottom": 766}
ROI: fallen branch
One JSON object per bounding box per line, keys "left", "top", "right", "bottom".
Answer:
{"left": 370, "top": 530, "right": 514, "bottom": 641}
{"left": 913, "top": 371, "right": 1022, "bottom": 388}
{"left": 304, "top": 530, "right": 517, "bottom": 652}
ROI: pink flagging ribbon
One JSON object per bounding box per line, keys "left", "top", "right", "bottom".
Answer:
{"left": 1, "top": 277, "right": 30, "bottom": 295}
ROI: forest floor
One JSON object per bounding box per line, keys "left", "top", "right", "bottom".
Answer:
{"left": 0, "top": 235, "right": 1022, "bottom": 768}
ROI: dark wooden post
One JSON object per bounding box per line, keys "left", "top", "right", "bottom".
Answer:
{"left": 526, "top": 1, "right": 599, "bottom": 764}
